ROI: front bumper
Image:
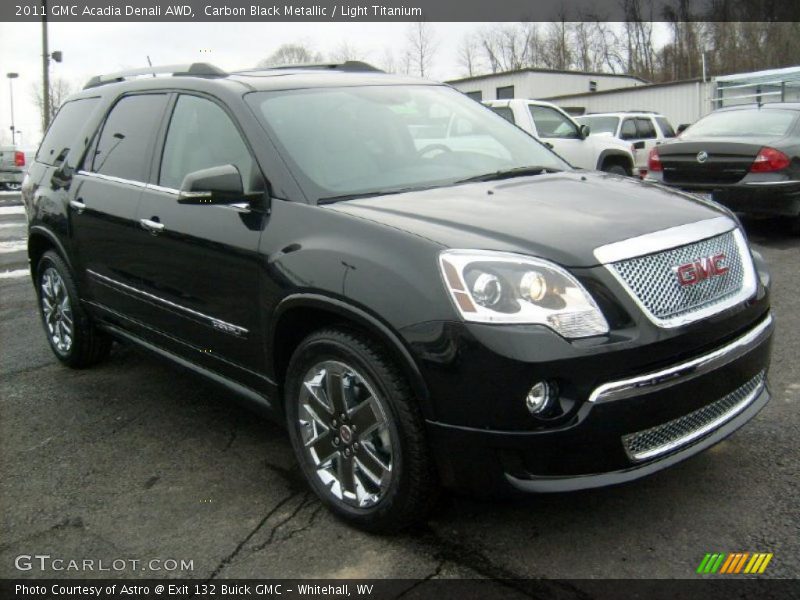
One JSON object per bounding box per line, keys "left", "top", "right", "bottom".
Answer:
{"left": 423, "top": 313, "right": 773, "bottom": 494}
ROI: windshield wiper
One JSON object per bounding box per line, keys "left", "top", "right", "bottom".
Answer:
{"left": 318, "top": 185, "right": 435, "bottom": 205}
{"left": 456, "top": 166, "right": 563, "bottom": 184}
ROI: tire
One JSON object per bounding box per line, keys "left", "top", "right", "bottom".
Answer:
{"left": 285, "top": 328, "right": 439, "bottom": 532}
{"left": 36, "top": 251, "right": 112, "bottom": 368}
{"left": 602, "top": 163, "right": 629, "bottom": 176}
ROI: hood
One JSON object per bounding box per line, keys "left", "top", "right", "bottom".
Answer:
{"left": 325, "top": 171, "right": 730, "bottom": 267}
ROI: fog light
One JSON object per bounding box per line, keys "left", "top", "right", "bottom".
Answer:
{"left": 526, "top": 381, "right": 553, "bottom": 414}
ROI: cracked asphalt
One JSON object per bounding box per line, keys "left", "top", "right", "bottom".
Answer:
{"left": 1, "top": 193, "right": 798, "bottom": 585}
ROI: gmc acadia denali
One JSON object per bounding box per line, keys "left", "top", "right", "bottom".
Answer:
{"left": 22, "top": 62, "right": 773, "bottom": 532}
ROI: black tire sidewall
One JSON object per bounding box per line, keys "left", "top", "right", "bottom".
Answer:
{"left": 285, "top": 332, "right": 410, "bottom": 526}
{"left": 36, "top": 252, "right": 83, "bottom": 364}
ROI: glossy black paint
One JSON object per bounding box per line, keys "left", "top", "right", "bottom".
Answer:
{"left": 22, "top": 70, "right": 773, "bottom": 495}
{"left": 650, "top": 103, "right": 800, "bottom": 218}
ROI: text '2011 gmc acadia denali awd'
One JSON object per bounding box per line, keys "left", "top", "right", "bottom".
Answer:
{"left": 22, "top": 62, "right": 773, "bottom": 532}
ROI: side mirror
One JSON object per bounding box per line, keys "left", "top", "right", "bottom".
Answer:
{"left": 178, "top": 164, "right": 244, "bottom": 205}
{"left": 579, "top": 124, "right": 591, "bottom": 139}
{"left": 632, "top": 141, "right": 646, "bottom": 150}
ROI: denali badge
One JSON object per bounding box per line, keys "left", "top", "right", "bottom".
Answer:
{"left": 697, "top": 151, "right": 709, "bottom": 163}
{"left": 675, "top": 253, "right": 728, "bottom": 286}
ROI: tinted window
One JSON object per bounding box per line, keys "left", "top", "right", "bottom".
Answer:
{"left": 36, "top": 98, "right": 100, "bottom": 166}
{"left": 635, "top": 118, "right": 657, "bottom": 139}
{"left": 92, "top": 94, "right": 168, "bottom": 181}
{"left": 496, "top": 86, "right": 514, "bottom": 100}
{"left": 656, "top": 117, "right": 676, "bottom": 138}
{"left": 575, "top": 116, "right": 619, "bottom": 135}
{"left": 620, "top": 119, "right": 637, "bottom": 140}
{"left": 159, "top": 95, "right": 256, "bottom": 191}
{"left": 682, "top": 109, "right": 798, "bottom": 138}
{"left": 528, "top": 105, "right": 580, "bottom": 139}
{"left": 489, "top": 106, "right": 515, "bottom": 124}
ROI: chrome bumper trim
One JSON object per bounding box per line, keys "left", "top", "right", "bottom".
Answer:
{"left": 589, "top": 313, "right": 773, "bottom": 404}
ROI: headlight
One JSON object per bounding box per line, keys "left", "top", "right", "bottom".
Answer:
{"left": 439, "top": 250, "right": 609, "bottom": 338}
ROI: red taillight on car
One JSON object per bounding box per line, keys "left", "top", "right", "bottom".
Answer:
{"left": 647, "top": 147, "right": 662, "bottom": 172}
{"left": 14, "top": 151, "right": 25, "bottom": 167}
{"left": 750, "top": 147, "right": 790, "bottom": 173}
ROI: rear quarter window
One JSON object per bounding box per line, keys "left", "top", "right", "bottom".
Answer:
{"left": 36, "top": 97, "right": 100, "bottom": 166}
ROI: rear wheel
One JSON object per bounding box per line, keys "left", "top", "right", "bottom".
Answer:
{"left": 285, "top": 328, "right": 439, "bottom": 532}
{"left": 36, "top": 251, "right": 112, "bottom": 368}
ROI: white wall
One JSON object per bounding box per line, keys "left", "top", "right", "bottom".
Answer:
{"left": 547, "top": 81, "right": 716, "bottom": 127}
{"left": 449, "top": 71, "right": 643, "bottom": 101}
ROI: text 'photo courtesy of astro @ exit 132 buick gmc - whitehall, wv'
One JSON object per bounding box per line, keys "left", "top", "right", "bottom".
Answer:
{"left": 21, "top": 61, "right": 773, "bottom": 533}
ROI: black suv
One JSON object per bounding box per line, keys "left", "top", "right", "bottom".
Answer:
{"left": 23, "top": 62, "right": 773, "bottom": 531}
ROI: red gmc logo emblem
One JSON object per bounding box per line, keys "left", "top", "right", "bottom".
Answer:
{"left": 675, "top": 253, "right": 729, "bottom": 286}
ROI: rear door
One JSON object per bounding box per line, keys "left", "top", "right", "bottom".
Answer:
{"left": 131, "top": 93, "right": 267, "bottom": 384}
{"left": 70, "top": 93, "right": 171, "bottom": 318}
{"left": 620, "top": 117, "right": 658, "bottom": 170}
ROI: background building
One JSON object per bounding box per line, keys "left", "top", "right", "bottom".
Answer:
{"left": 448, "top": 65, "right": 800, "bottom": 129}
{"left": 447, "top": 68, "right": 646, "bottom": 102}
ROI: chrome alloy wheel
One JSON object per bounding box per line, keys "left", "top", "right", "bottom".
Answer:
{"left": 298, "top": 360, "right": 394, "bottom": 508}
{"left": 40, "top": 267, "right": 73, "bottom": 354}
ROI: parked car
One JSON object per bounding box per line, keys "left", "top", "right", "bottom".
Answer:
{"left": 575, "top": 112, "right": 677, "bottom": 175}
{"left": 484, "top": 99, "right": 635, "bottom": 176}
{"left": 646, "top": 103, "right": 800, "bottom": 232}
{"left": 0, "top": 145, "right": 29, "bottom": 190}
{"left": 23, "top": 62, "right": 773, "bottom": 532}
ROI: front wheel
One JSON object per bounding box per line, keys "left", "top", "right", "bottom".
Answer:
{"left": 285, "top": 328, "right": 439, "bottom": 532}
{"left": 602, "top": 163, "right": 629, "bottom": 176}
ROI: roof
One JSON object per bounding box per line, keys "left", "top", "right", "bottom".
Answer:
{"left": 446, "top": 67, "right": 648, "bottom": 85}
{"left": 542, "top": 77, "right": 705, "bottom": 101}
{"left": 716, "top": 65, "right": 800, "bottom": 83}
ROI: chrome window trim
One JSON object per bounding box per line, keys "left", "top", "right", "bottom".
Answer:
{"left": 87, "top": 269, "right": 248, "bottom": 337}
{"left": 76, "top": 172, "right": 253, "bottom": 212}
{"left": 603, "top": 227, "right": 758, "bottom": 329}
{"left": 76, "top": 170, "right": 148, "bottom": 189}
{"left": 589, "top": 313, "right": 772, "bottom": 404}
{"left": 593, "top": 217, "right": 735, "bottom": 264}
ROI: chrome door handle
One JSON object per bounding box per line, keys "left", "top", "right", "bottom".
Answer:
{"left": 69, "top": 199, "right": 86, "bottom": 213}
{"left": 139, "top": 218, "right": 165, "bottom": 234}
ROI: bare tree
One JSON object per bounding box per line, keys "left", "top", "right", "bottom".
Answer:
{"left": 405, "top": 22, "right": 438, "bottom": 77}
{"left": 257, "top": 43, "right": 323, "bottom": 67}
{"left": 377, "top": 47, "right": 398, "bottom": 74}
{"left": 330, "top": 41, "right": 362, "bottom": 63}
{"left": 456, "top": 33, "right": 482, "bottom": 77}
{"left": 541, "top": 20, "right": 573, "bottom": 70}
{"left": 31, "top": 77, "right": 73, "bottom": 133}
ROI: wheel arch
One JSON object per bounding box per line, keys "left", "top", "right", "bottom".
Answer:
{"left": 27, "top": 226, "right": 74, "bottom": 281}
{"left": 596, "top": 150, "right": 634, "bottom": 175}
{"left": 269, "top": 293, "right": 431, "bottom": 418}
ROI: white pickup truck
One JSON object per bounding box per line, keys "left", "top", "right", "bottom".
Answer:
{"left": 484, "top": 99, "right": 635, "bottom": 176}
{"left": 0, "top": 146, "right": 31, "bottom": 191}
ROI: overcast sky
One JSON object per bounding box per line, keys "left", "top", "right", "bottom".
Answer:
{"left": 0, "top": 21, "right": 489, "bottom": 146}
{"left": 0, "top": 21, "right": 669, "bottom": 147}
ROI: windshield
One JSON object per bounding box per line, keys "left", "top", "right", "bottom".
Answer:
{"left": 681, "top": 108, "right": 798, "bottom": 138}
{"left": 246, "top": 85, "right": 568, "bottom": 202}
{"left": 575, "top": 116, "right": 619, "bottom": 135}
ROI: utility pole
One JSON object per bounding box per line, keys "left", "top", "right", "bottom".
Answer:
{"left": 42, "top": 0, "right": 50, "bottom": 133}
{"left": 7, "top": 73, "right": 18, "bottom": 146}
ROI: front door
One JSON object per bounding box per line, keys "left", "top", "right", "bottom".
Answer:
{"left": 131, "top": 93, "right": 268, "bottom": 386}
{"left": 528, "top": 104, "right": 593, "bottom": 169}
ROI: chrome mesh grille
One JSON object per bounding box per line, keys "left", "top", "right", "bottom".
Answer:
{"left": 622, "top": 371, "right": 765, "bottom": 462}
{"left": 610, "top": 231, "right": 745, "bottom": 321}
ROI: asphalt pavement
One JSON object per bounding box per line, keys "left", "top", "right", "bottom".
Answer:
{"left": 0, "top": 191, "right": 798, "bottom": 586}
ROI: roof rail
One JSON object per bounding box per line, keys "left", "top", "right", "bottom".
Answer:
{"left": 83, "top": 63, "right": 227, "bottom": 89}
{"left": 240, "top": 61, "right": 384, "bottom": 74}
